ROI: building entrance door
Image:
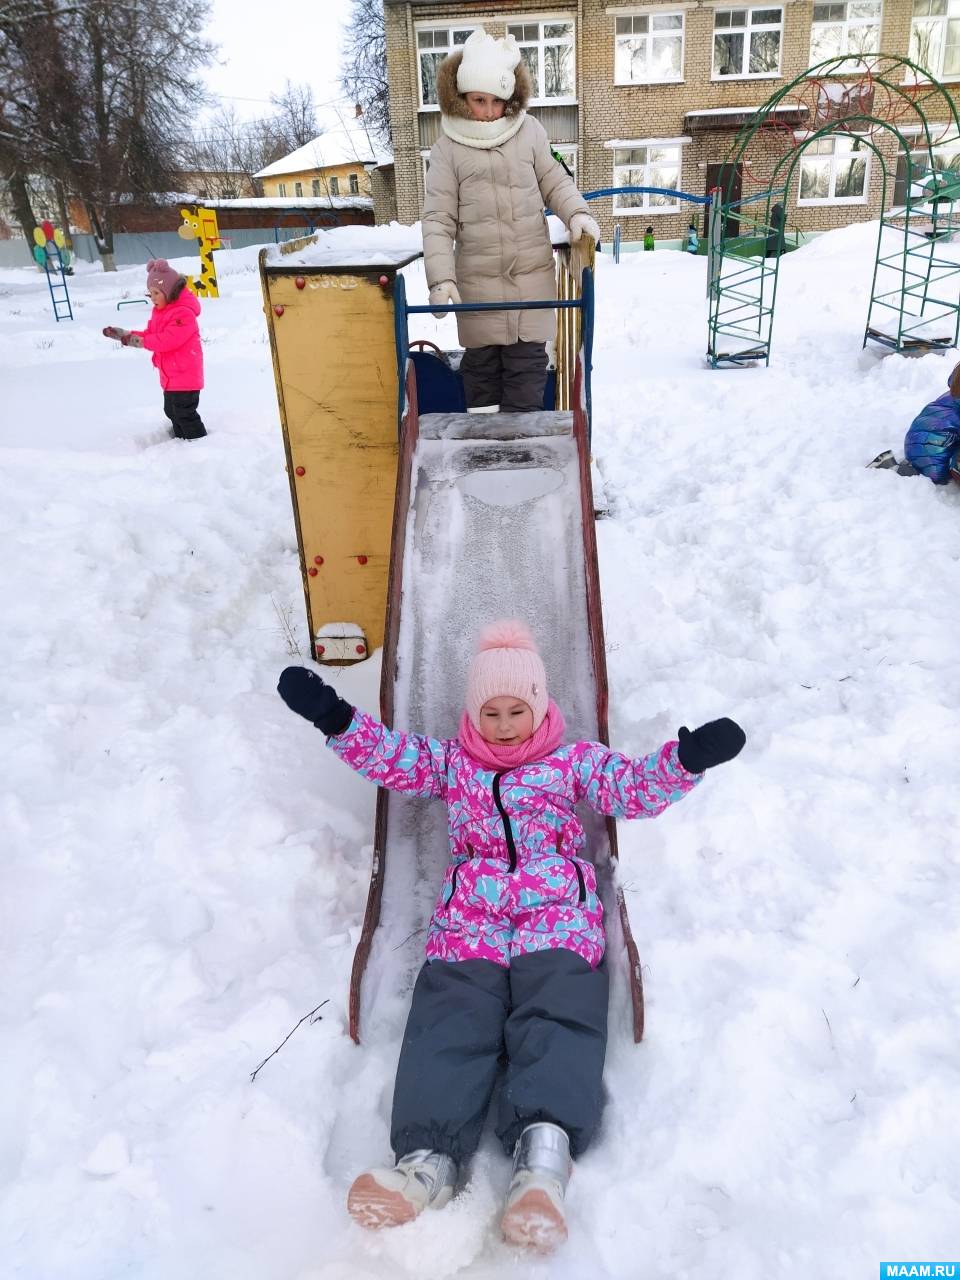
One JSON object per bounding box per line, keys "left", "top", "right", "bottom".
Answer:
{"left": 704, "top": 163, "right": 743, "bottom": 238}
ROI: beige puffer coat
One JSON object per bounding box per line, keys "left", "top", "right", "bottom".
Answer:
{"left": 422, "top": 51, "right": 590, "bottom": 348}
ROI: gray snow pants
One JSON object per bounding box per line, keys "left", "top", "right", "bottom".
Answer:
{"left": 391, "top": 949, "right": 608, "bottom": 1162}
{"left": 459, "top": 341, "right": 548, "bottom": 413}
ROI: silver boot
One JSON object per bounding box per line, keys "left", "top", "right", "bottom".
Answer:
{"left": 500, "top": 1122, "right": 572, "bottom": 1252}
{"left": 347, "top": 1149, "right": 457, "bottom": 1229}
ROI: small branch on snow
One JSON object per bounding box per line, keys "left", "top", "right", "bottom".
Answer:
{"left": 271, "top": 594, "right": 302, "bottom": 659}
{"left": 821, "top": 1007, "right": 835, "bottom": 1050}
{"left": 250, "top": 999, "right": 329, "bottom": 1082}
{"left": 392, "top": 927, "right": 425, "bottom": 951}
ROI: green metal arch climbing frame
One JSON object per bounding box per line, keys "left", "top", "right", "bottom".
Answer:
{"left": 707, "top": 54, "right": 960, "bottom": 367}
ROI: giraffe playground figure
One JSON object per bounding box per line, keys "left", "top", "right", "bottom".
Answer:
{"left": 178, "top": 205, "right": 221, "bottom": 298}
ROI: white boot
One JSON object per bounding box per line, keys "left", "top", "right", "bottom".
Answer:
{"left": 500, "top": 1122, "right": 571, "bottom": 1252}
{"left": 347, "top": 1149, "right": 457, "bottom": 1229}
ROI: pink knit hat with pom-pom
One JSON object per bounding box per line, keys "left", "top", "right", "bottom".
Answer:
{"left": 465, "top": 620, "right": 549, "bottom": 730}
{"left": 145, "top": 258, "right": 182, "bottom": 300}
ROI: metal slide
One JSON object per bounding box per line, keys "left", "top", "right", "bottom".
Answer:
{"left": 348, "top": 377, "right": 645, "bottom": 1046}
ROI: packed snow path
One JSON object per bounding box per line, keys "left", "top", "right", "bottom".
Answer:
{"left": 1, "top": 224, "right": 958, "bottom": 1279}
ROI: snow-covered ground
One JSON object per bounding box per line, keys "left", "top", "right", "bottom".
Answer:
{"left": 1, "top": 224, "right": 958, "bottom": 1279}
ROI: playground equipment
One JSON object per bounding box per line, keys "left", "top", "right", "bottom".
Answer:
{"left": 260, "top": 233, "right": 649, "bottom": 1046}
{"left": 708, "top": 55, "right": 960, "bottom": 367}
{"left": 32, "top": 221, "right": 73, "bottom": 322}
{"left": 177, "top": 205, "right": 221, "bottom": 298}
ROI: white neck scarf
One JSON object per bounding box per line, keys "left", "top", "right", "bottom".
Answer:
{"left": 441, "top": 111, "right": 526, "bottom": 151}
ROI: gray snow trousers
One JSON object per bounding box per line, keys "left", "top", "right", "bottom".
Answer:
{"left": 459, "top": 341, "right": 548, "bottom": 413}
{"left": 391, "top": 949, "right": 608, "bottom": 1162}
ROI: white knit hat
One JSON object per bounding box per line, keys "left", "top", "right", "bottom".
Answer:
{"left": 456, "top": 28, "right": 522, "bottom": 99}
{"left": 465, "top": 620, "right": 549, "bottom": 730}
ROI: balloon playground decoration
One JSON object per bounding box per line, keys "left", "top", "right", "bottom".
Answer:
{"left": 32, "top": 220, "right": 74, "bottom": 322}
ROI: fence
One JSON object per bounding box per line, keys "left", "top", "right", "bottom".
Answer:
{"left": 0, "top": 224, "right": 324, "bottom": 272}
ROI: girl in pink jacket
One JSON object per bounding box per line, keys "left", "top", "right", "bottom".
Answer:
{"left": 102, "top": 258, "right": 207, "bottom": 440}
{"left": 278, "top": 622, "right": 745, "bottom": 1251}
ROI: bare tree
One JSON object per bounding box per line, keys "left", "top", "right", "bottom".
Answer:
{"left": 1, "top": 0, "right": 215, "bottom": 269}
{"left": 184, "top": 104, "right": 295, "bottom": 197}
{"left": 269, "top": 80, "right": 319, "bottom": 149}
{"left": 341, "top": 0, "right": 390, "bottom": 145}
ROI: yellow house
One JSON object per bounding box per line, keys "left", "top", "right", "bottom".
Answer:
{"left": 255, "top": 111, "right": 390, "bottom": 201}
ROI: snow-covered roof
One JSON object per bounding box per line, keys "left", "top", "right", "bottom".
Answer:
{"left": 255, "top": 113, "right": 392, "bottom": 178}
{"left": 685, "top": 104, "right": 808, "bottom": 117}
{"left": 204, "top": 196, "right": 373, "bottom": 211}
{"left": 604, "top": 137, "right": 692, "bottom": 149}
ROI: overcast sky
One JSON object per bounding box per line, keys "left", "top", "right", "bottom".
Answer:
{"left": 201, "top": 0, "right": 356, "bottom": 120}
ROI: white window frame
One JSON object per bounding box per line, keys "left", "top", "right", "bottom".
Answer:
{"left": 611, "top": 142, "right": 684, "bottom": 214}
{"left": 416, "top": 24, "right": 480, "bottom": 109}
{"left": 809, "top": 1, "right": 883, "bottom": 67}
{"left": 552, "top": 143, "right": 579, "bottom": 182}
{"left": 349, "top": 172, "right": 360, "bottom": 194}
{"left": 797, "top": 133, "right": 871, "bottom": 204}
{"left": 277, "top": 182, "right": 287, "bottom": 197}
{"left": 506, "top": 17, "right": 577, "bottom": 104}
{"left": 712, "top": 6, "right": 784, "bottom": 80}
{"left": 614, "top": 11, "right": 685, "bottom": 84}
{"left": 329, "top": 176, "right": 340, "bottom": 196}
{"left": 312, "top": 178, "right": 321, "bottom": 196}
{"left": 909, "top": 0, "right": 960, "bottom": 81}
{"left": 294, "top": 180, "right": 303, "bottom": 197}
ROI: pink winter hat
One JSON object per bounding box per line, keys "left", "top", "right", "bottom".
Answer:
{"left": 146, "top": 258, "right": 182, "bottom": 299}
{"left": 465, "top": 620, "right": 549, "bottom": 730}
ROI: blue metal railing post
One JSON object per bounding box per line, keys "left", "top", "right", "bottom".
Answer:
{"left": 581, "top": 267, "right": 594, "bottom": 441}
{"left": 393, "top": 273, "right": 410, "bottom": 429}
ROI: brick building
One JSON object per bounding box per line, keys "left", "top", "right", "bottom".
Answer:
{"left": 255, "top": 110, "right": 391, "bottom": 203}
{"left": 383, "top": 0, "right": 960, "bottom": 243}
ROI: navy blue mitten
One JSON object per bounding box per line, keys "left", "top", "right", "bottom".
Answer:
{"left": 277, "top": 667, "right": 354, "bottom": 736}
{"left": 677, "top": 718, "right": 746, "bottom": 773}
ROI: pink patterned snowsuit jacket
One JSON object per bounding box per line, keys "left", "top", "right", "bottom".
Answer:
{"left": 330, "top": 712, "right": 702, "bottom": 969}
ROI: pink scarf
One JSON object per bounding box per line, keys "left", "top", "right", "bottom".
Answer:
{"left": 457, "top": 699, "right": 567, "bottom": 771}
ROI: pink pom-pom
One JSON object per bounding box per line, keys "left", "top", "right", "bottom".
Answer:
{"left": 477, "top": 619, "right": 537, "bottom": 652}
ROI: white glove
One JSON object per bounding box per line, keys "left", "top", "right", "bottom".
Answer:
{"left": 569, "top": 212, "right": 601, "bottom": 244}
{"left": 429, "top": 280, "right": 461, "bottom": 319}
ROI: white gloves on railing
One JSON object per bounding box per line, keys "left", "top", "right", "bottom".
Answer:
{"left": 429, "top": 280, "right": 461, "bottom": 318}
{"left": 569, "top": 212, "right": 601, "bottom": 244}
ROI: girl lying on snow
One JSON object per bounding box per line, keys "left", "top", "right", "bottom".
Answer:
{"left": 277, "top": 621, "right": 745, "bottom": 1252}
{"left": 868, "top": 360, "right": 960, "bottom": 483}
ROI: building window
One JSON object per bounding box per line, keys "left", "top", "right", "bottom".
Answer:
{"left": 552, "top": 143, "right": 578, "bottom": 182}
{"left": 615, "top": 13, "right": 684, "bottom": 84}
{"left": 278, "top": 182, "right": 287, "bottom": 196}
{"left": 312, "top": 179, "right": 321, "bottom": 196}
{"left": 349, "top": 172, "right": 360, "bottom": 194}
{"left": 507, "top": 21, "right": 575, "bottom": 101}
{"left": 417, "top": 26, "right": 477, "bottom": 106}
{"left": 713, "top": 7, "right": 783, "bottom": 77}
{"left": 798, "top": 134, "right": 870, "bottom": 202}
{"left": 612, "top": 145, "right": 682, "bottom": 213}
{"left": 329, "top": 176, "right": 339, "bottom": 195}
{"left": 810, "top": 1, "right": 882, "bottom": 64}
{"left": 910, "top": 0, "right": 960, "bottom": 80}
{"left": 294, "top": 181, "right": 303, "bottom": 197}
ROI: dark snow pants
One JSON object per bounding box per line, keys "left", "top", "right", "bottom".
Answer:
{"left": 391, "top": 949, "right": 608, "bottom": 1162}
{"left": 163, "top": 390, "right": 207, "bottom": 439}
{"left": 459, "top": 341, "right": 548, "bottom": 413}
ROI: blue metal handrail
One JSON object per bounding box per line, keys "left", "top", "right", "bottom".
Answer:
{"left": 394, "top": 271, "right": 594, "bottom": 440}
{"left": 583, "top": 185, "right": 712, "bottom": 206}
